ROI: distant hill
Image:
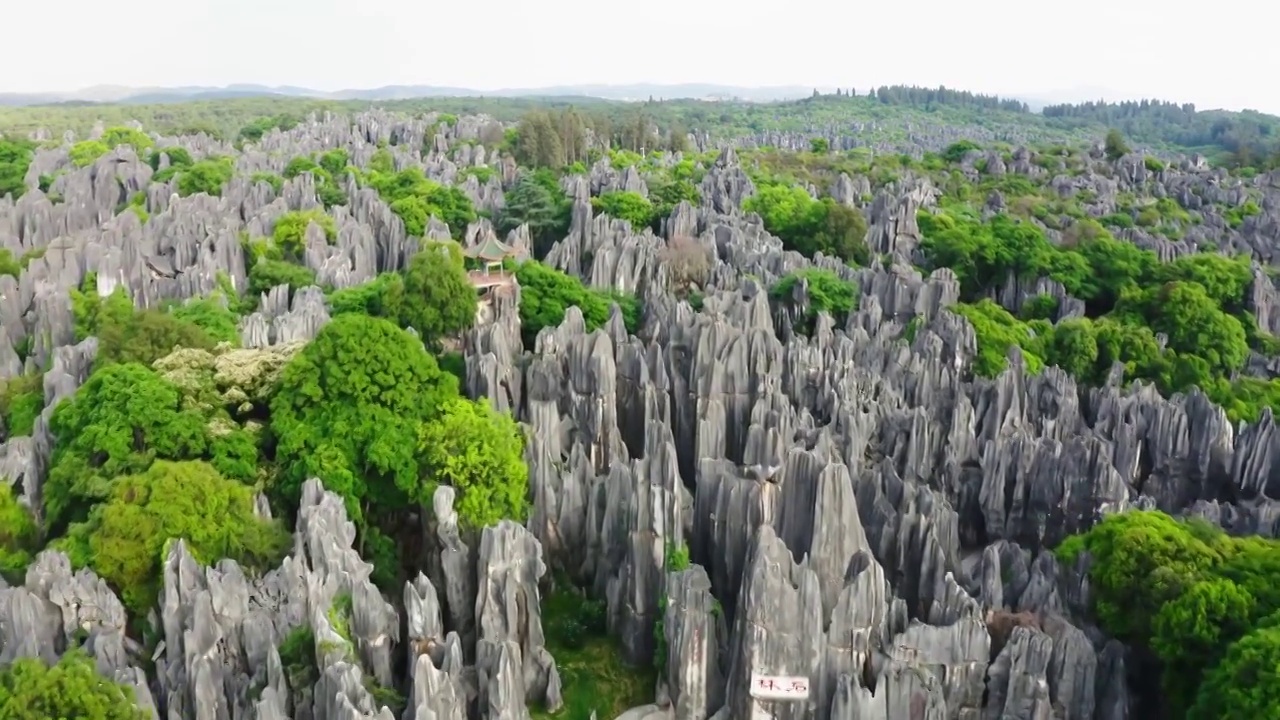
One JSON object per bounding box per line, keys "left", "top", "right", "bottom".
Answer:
{"left": 0, "top": 83, "right": 818, "bottom": 107}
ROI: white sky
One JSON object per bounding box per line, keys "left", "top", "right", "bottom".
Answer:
{"left": 6, "top": 0, "right": 1278, "bottom": 114}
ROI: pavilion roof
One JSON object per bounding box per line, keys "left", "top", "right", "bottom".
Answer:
{"left": 462, "top": 235, "right": 517, "bottom": 262}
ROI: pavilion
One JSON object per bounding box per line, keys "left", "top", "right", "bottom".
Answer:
{"left": 462, "top": 235, "right": 520, "bottom": 294}
{"left": 462, "top": 235, "right": 520, "bottom": 274}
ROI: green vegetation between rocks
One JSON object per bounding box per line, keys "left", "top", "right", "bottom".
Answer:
{"left": 532, "top": 583, "right": 654, "bottom": 720}
{"left": 1059, "top": 512, "right": 1280, "bottom": 718}
{"left": 0, "top": 138, "right": 35, "bottom": 200}
{"left": 915, "top": 200, "right": 1280, "bottom": 422}
{"left": 745, "top": 183, "right": 869, "bottom": 264}
{"left": 768, "top": 268, "right": 860, "bottom": 334}
{"left": 58, "top": 460, "right": 290, "bottom": 616}
{"left": 0, "top": 650, "right": 147, "bottom": 720}
{"left": 514, "top": 261, "right": 641, "bottom": 347}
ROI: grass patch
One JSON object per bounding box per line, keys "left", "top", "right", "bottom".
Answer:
{"left": 531, "top": 582, "right": 655, "bottom": 720}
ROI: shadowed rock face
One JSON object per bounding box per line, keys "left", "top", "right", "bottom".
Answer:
{"left": 3, "top": 108, "right": 1280, "bottom": 720}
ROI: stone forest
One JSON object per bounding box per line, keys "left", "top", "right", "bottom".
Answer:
{"left": 1, "top": 89, "right": 1280, "bottom": 719}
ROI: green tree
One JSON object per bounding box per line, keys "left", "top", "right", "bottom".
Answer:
{"left": 744, "top": 183, "right": 819, "bottom": 250}
{"left": 942, "top": 140, "right": 981, "bottom": 163}
{"left": 592, "top": 191, "right": 655, "bottom": 229}
{"left": 648, "top": 171, "right": 701, "bottom": 229}
{"left": 514, "top": 261, "right": 641, "bottom": 346}
{"left": 269, "top": 315, "right": 458, "bottom": 525}
{"left": 273, "top": 209, "right": 337, "bottom": 258}
{"left": 1091, "top": 317, "right": 1167, "bottom": 384}
{"left": 0, "top": 483, "right": 38, "bottom": 583}
{"left": 745, "top": 183, "right": 866, "bottom": 263}
{"left": 69, "top": 140, "right": 110, "bottom": 167}
{"left": 249, "top": 172, "right": 283, "bottom": 194}
{"left": 368, "top": 148, "right": 395, "bottom": 175}
{"left": 318, "top": 149, "right": 349, "bottom": 177}
{"left": 0, "top": 138, "right": 35, "bottom": 200}
{"left": 1104, "top": 129, "right": 1130, "bottom": 161}
{"left": 99, "top": 126, "right": 153, "bottom": 152}
{"left": 0, "top": 650, "right": 146, "bottom": 720}
{"left": 237, "top": 114, "right": 299, "bottom": 144}
{"left": 1057, "top": 511, "right": 1226, "bottom": 642}
{"left": 43, "top": 362, "right": 256, "bottom": 530}
{"left": 146, "top": 146, "right": 193, "bottom": 171}
{"left": 418, "top": 397, "right": 529, "bottom": 530}
{"left": 769, "top": 269, "right": 860, "bottom": 334}
{"left": 1125, "top": 281, "right": 1248, "bottom": 375}
{"left": 0, "top": 372, "right": 43, "bottom": 439}
{"left": 814, "top": 198, "right": 870, "bottom": 265}
{"left": 667, "top": 121, "right": 690, "bottom": 153}
{"left": 247, "top": 259, "right": 317, "bottom": 299}
{"left": 175, "top": 158, "right": 235, "bottom": 197}
{"left": 284, "top": 156, "right": 320, "bottom": 179}
{"left": 514, "top": 110, "right": 566, "bottom": 168}
{"left": 60, "top": 460, "right": 289, "bottom": 615}
{"left": 366, "top": 168, "right": 476, "bottom": 238}
{"left": 1044, "top": 319, "right": 1100, "bottom": 380}
{"left": 1152, "top": 577, "right": 1257, "bottom": 712}
{"left": 170, "top": 295, "right": 241, "bottom": 345}
{"left": 388, "top": 242, "right": 477, "bottom": 349}
{"left": 1186, "top": 620, "right": 1280, "bottom": 720}
{"left": 69, "top": 283, "right": 133, "bottom": 341}
{"left": 327, "top": 273, "right": 403, "bottom": 318}
{"left": 95, "top": 305, "right": 218, "bottom": 369}
{"left": 951, "top": 300, "right": 1046, "bottom": 377}
{"left": 0, "top": 248, "right": 20, "bottom": 278}
{"left": 496, "top": 171, "right": 571, "bottom": 257}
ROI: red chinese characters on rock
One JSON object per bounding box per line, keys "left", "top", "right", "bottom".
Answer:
{"left": 752, "top": 674, "right": 809, "bottom": 697}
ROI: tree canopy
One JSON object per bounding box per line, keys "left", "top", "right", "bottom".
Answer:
{"left": 514, "top": 261, "right": 641, "bottom": 347}
{"left": 387, "top": 241, "right": 477, "bottom": 350}
{"left": 273, "top": 209, "right": 337, "bottom": 258}
{"left": 0, "top": 483, "right": 38, "bottom": 583}
{"left": 1186, "top": 619, "right": 1280, "bottom": 720}
{"left": 769, "top": 269, "right": 860, "bottom": 334}
{"left": 0, "top": 138, "right": 35, "bottom": 200}
{"left": 418, "top": 397, "right": 529, "bottom": 530}
{"left": 365, "top": 167, "right": 475, "bottom": 238}
{"left": 744, "top": 183, "right": 869, "bottom": 264}
{"left": 1059, "top": 511, "right": 1280, "bottom": 715}
{"left": 0, "top": 651, "right": 147, "bottom": 720}
{"left": 43, "top": 361, "right": 259, "bottom": 531}
{"left": 269, "top": 314, "right": 458, "bottom": 524}
{"left": 44, "top": 363, "right": 210, "bottom": 529}
{"left": 60, "top": 460, "right": 289, "bottom": 615}
{"left": 916, "top": 204, "right": 1276, "bottom": 422}
{"left": 496, "top": 170, "right": 571, "bottom": 257}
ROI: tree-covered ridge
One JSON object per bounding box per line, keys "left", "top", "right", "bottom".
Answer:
{"left": 4, "top": 84, "right": 1279, "bottom": 165}
{"left": 1044, "top": 99, "right": 1280, "bottom": 168}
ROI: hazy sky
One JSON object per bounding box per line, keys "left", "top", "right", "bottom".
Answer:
{"left": 7, "top": 0, "right": 1278, "bottom": 114}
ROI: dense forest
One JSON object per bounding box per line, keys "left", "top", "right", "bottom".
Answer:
{"left": 1, "top": 87, "right": 1280, "bottom": 719}
{"left": 1044, "top": 98, "right": 1280, "bottom": 168}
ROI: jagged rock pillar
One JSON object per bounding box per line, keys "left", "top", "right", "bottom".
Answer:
{"left": 662, "top": 565, "right": 725, "bottom": 720}
{"left": 473, "top": 520, "right": 562, "bottom": 717}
